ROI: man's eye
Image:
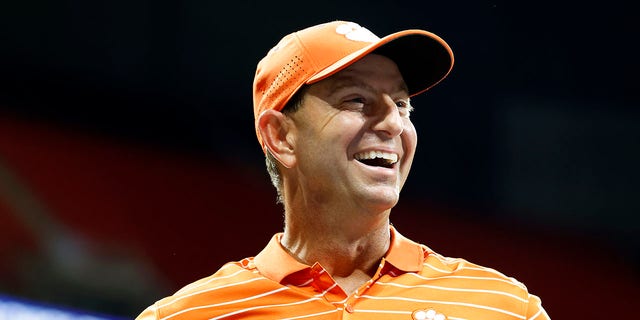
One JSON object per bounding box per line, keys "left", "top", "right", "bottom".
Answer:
{"left": 341, "top": 97, "right": 366, "bottom": 110}
{"left": 396, "top": 100, "right": 414, "bottom": 114}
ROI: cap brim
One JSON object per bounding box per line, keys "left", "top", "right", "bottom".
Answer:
{"left": 306, "top": 29, "right": 454, "bottom": 97}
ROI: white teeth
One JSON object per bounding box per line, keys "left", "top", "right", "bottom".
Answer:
{"left": 355, "top": 151, "right": 398, "bottom": 164}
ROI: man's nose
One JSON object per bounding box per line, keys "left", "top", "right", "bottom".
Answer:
{"left": 370, "top": 96, "right": 404, "bottom": 138}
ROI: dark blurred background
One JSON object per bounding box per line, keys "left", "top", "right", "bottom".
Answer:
{"left": 0, "top": 1, "right": 638, "bottom": 319}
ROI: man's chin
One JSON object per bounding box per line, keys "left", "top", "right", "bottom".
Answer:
{"left": 359, "top": 188, "right": 401, "bottom": 211}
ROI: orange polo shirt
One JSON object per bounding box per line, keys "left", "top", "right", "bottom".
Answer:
{"left": 136, "top": 227, "right": 549, "bottom": 319}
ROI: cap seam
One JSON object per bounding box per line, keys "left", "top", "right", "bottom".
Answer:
{"left": 293, "top": 31, "right": 321, "bottom": 81}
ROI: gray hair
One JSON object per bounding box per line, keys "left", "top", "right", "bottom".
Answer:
{"left": 264, "top": 86, "right": 307, "bottom": 204}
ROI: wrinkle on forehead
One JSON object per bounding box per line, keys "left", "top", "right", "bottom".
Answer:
{"left": 316, "top": 54, "right": 409, "bottom": 97}
{"left": 326, "top": 75, "right": 409, "bottom": 97}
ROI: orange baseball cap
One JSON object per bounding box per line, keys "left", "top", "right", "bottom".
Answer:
{"left": 253, "top": 20, "right": 454, "bottom": 150}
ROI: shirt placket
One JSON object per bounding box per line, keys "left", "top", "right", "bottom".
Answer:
{"left": 314, "top": 259, "right": 399, "bottom": 318}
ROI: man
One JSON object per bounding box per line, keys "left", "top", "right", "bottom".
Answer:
{"left": 136, "top": 20, "right": 550, "bottom": 320}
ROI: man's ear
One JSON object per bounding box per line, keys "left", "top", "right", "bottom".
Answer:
{"left": 257, "top": 109, "right": 296, "bottom": 168}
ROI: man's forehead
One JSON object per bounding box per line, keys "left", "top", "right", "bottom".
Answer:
{"left": 322, "top": 72, "right": 409, "bottom": 95}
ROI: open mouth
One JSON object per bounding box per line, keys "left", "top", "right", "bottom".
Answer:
{"left": 354, "top": 151, "right": 398, "bottom": 169}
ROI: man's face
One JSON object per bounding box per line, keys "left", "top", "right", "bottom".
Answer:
{"left": 287, "top": 54, "right": 418, "bottom": 212}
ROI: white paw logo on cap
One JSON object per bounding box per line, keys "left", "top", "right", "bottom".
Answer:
{"left": 412, "top": 308, "right": 447, "bottom": 320}
{"left": 335, "top": 22, "right": 379, "bottom": 43}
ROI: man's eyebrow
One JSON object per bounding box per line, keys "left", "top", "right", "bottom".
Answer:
{"left": 327, "top": 75, "right": 409, "bottom": 95}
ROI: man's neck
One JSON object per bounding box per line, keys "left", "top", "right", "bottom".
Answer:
{"left": 279, "top": 213, "right": 391, "bottom": 294}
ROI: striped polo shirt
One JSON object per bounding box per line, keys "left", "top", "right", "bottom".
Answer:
{"left": 136, "top": 227, "right": 549, "bottom": 320}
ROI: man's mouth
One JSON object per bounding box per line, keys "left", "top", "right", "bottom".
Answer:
{"left": 354, "top": 151, "right": 398, "bottom": 169}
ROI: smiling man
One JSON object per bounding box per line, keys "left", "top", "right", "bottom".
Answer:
{"left": 136, "top": 21, "right": 550, "bottom": 320}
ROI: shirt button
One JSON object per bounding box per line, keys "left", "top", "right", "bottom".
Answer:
{"left": 345, "top": 304, "right": 354, "bottom": 313}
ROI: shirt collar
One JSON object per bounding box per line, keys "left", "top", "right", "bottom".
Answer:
{"left": 253, "top": 233, "right": 309, "bottom": 283}
{"left": 385, "top": 225, "right": 425, "bottom": 273}
{"left": 253, "top": 225, "right": 425, "bottom": 283}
